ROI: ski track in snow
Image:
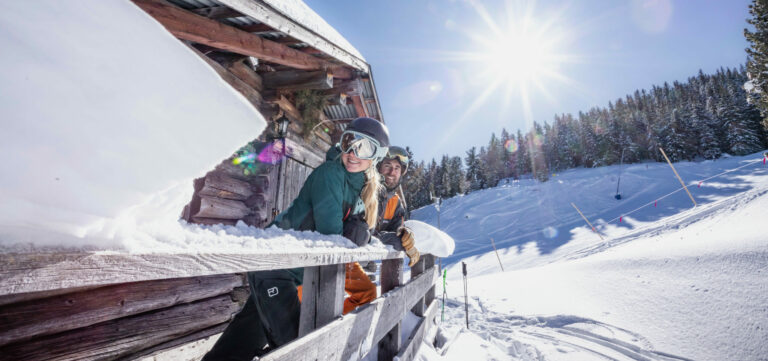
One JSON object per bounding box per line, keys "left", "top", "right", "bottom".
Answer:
{"left": 562, "top": 180, "right": 768, "bottom": 262}
{"left": 437, "top": 299, "right": 691, "bottom": 361}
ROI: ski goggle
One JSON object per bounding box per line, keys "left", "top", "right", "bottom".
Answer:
{"left": 340, "top": 130, "right": 387, "bottom": 160}
{"left": 385, "top": 146, "right": 409, "bottom": 166}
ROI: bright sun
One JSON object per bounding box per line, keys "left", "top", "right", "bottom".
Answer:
{"left": 446, "top": 1, "right": 575, "bottom": 127}
{"left": 484, "top": 28, "right": 558, "bottom": 85}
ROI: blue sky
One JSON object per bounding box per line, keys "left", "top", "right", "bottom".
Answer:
{"left": 305, "top": 0, "right": 753, "bottom": 162}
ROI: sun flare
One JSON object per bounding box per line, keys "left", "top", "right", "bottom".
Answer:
{"left": 483, "top": 27, "right": 559, "bottom": 85}
{"left": 443, "top": 0, "right": 578, "bottom": 130}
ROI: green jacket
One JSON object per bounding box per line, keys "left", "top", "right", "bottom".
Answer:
{"left": 273, "top": 146, "right": 366, "bottom": 235}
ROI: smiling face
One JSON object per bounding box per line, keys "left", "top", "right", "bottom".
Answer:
{"left": 341, "top": 151, "right": 372, "bottom": 173}
{"left": 379, "top": 158, "right": 402, "bottom": 189}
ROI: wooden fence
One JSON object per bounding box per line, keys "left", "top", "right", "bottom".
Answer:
{"left": 0, "top": 248, "right": 438, "bottom": 361}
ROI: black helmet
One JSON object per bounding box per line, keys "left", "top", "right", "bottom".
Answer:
{"left": 380, "top": 145, "right": 410, "bottom": 174}
{"left": 346, "top": 117, "right": 390, "bottom": 148}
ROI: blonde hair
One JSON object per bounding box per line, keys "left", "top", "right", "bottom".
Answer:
{"left": 361, "top": 165, "right": 381, "bottom": 228}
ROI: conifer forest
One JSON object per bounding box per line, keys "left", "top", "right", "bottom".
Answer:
{"left": 403, "top": 65, "right": 768, "bottom": 211}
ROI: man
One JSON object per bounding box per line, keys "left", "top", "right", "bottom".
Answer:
{"left": 342, "top": 146, "right": 420, "bottom": 314}
{"left": 376, "top": 146, "right": 409, "bottom": 233}
{"left": 375, "top": 146, "right": 419, "bottom": 266}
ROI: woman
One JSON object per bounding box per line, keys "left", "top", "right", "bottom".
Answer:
{"left": 203, "top": 117, "right": 389, "bottom": 361}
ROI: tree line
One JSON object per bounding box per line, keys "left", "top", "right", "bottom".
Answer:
{"left": 401, "top": 66, "right": 768, "bottom": 212}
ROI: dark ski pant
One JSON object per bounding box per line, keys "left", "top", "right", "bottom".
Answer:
{"left": 202, "top": 270, "right": 301, "bottom": 361}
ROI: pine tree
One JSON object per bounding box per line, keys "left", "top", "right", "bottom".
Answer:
{"left": 477, "top": 146, "right": 489, "bottom": 188}
{"left": 449, "top": 156, "right": 465, "bottom": 196}
{"left": 464, "top": 146, "right": 482, "bottom": 191}
{"left": 515, "top": 130, "right": 530, "bottom": 176}
{"left": 744, "top": 0, "right": 768, "bottom": 133}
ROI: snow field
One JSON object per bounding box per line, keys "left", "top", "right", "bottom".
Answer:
{"left": 413, "top": 152, "right": 768, "bottom": 361}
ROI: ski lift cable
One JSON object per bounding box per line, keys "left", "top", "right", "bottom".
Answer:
{"left": 601, "top": 157, "right": 764, "bottom": 225}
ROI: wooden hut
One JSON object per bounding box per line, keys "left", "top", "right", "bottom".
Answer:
{"left": 0, "top": 1, "right": 439, "bottom": 360}
{"left": 135, "top": 0, "right": 386, "bottom": 228}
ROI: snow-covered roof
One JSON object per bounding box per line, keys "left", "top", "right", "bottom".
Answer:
{"left": 262, "top": 0, "right": 366, "bottom": 63}
{"left": 0, "top": 0, "right": 267, "bottom": 252}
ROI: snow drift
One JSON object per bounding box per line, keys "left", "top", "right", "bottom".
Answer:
{"left": 0, "top": 0, "right": 265, "bottom": 251}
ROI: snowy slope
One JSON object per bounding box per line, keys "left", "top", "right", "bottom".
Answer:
{"left": 412, "top": 152, "right": 768, "bottom": 361}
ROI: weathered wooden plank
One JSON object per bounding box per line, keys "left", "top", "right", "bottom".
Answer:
{"left": 215, "top": 0, "right": 366, "bottom": 76}
{"left": 396, "top": 300, "right": 438, "bottom": 361}
{"left": 185, "top": 43, "right": 264, "bottom": 108}
{"left": 238, "top": 23, "right": 274, "bottom": 33}
{"left": 244, "top": 193, "right": 267, "bottom": 209}
{"left": 198, "top": 185, "right": 246, "bottom": 201}
{"left": 298, "top": 264, "right": 345, "bottom": 338}
{"left": 189, "top": 5, "right": 243, "bottom": 19}
{"left": 0, "top": 295, "right": 239, "bottom": 361}
{"left": 116, "top": 322, "right": 227, "bottom": 361}
{"left": 285, "top": 137, "right": 324, "bottom": 168}
{"left": 424, "top": 255, "right": 436, "bottom": 306}
{"left": 351, "top": 94, "right": 368, "bottom": 117}
{"left": 202, "top": 172, "right": 254, "bottom": 200}
{"left": 380, "top": 259, "right": 402, "bottom": 295}
{"left": 316, "top": 264, "right": 345, "bottom": 327}
{"left": 132, "top": 0, "right": 347, "bottom": 75}
{"left": 378, "top": 258, "right": 403, "bottom": 361}
{"left": 298, "top": 266, "right": 319, "bottom": 337}
{"left": 0, "top": 285, "right": 100, "bottom": 307}
{"left": 195, "top": 196, "right": 250, "bottom": 219}
{"left": 226, "top": 59, "right": 264, "bottom": 92}
{"left": 259, "top": 268, "right": 437, "bottom": 361}
{"left": 262, "top": 70, "right": 333, "bottom": 91}
{"left": 0, "top": 250, "right": 402, "bottom": 296}
{"left": 0, "top": 274, "right": 242, "bottom": 347}
{"left": 190, "top": 216, "right": 238, "bottom": 226}
{"left": 409, "top": 258, "right": 426, "bottom": 317}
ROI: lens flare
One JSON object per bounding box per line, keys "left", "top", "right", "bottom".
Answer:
{"left": 531, "top": 133, "right": 544, "bottom": 147}
{"left": 258, "top": 141, "right": 286, "bottom": 165}
{"left": 232, "top": 153, "right": 256, "bottom": 165}
{"left": 542, "top": 226, "right": 558, "bottom": 239}
{"left": 504, "top": 139, "right": 518, "bottom": 153}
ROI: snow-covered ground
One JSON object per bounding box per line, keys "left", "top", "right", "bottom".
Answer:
{"left": 412, "top": 152, "right": 768, "bottom": 361}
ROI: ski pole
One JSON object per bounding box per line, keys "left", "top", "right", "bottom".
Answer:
{"left": 441, "top": 269, "right": 447, "bottom": 321}
{"left": 462, "top": 262, "right": 469, "bottom": 329}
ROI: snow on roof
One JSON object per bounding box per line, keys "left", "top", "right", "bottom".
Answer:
{"left": 262, "top": 0, "right": 366, "bottom": 62}
{"left": 0, "top": 0, "right": 269, "bottom": 252}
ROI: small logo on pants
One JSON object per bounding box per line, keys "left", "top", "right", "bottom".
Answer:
{"left": 267, "top": 286, "right": 279, "bottom": 297}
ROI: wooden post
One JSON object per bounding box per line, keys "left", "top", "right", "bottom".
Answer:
{"left": 570, "top": 203, "right": 604, "bottom": 240}
{"left": 489, "top": 238, "right": 504, "bottom": 271}
{"left": 298, "top": 267, "right": 319, "bottom": 337}
{"left": 659, "top": 147, "right": 697, "bottom": 207}
{"left": 409, "top": 258, "right": 426, "bottom": 317}
{"left": 378, "top": 258, "right": 403, "bottom": 361}
{"left": 298, "top": 264, "right": 345, "bottom": 337}
{"left": 423, "top": 255, "right": 436, "bottom": 306}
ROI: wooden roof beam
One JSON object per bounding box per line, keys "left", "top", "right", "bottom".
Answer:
{"left": 237, "top": 23, "right": 275, "bottom": 33}
{"left": 351, "top": 95, "right": 368, "bottom": 118}
{"left": 262, "top": 70, "right": 333, "bottom": 91}
{"left": 190, "top": 6, "right": 243, "bottom": 19}
{"left": 132, "top": 0, "right": 354, "bottom": 79}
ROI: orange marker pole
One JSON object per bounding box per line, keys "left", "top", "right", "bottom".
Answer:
{"left": 659, "top": 148, "right": 697, "bottom": 207}
{"left": 489, "top": 238, "right": 504, "bottom": 272}
{"left": 571, "top": 202, "right": 604, "bottom": 240}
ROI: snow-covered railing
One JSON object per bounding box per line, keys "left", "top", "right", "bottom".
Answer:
{"left": 0, "top": 250, "right": 438, "bottom": 361}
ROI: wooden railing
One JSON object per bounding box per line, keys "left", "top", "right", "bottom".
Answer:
{"left": 0, "top": 248, "right": 438, "bottom": 361}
